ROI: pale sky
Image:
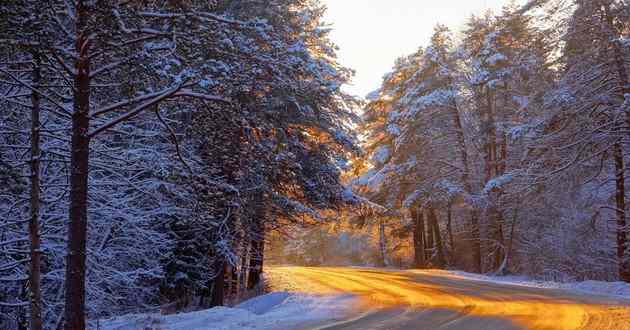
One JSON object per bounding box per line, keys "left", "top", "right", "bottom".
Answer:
{"left": 321, "top": 0, "right": 523, "bottom": 97}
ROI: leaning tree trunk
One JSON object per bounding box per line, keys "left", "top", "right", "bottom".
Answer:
{"left": 28, "top": 52, "right": 43, "bottom": 330}
{"left": 411, "top": 208, "right": 426, "bottom": 268}
{"left": 613, "top": 142, "right": 630, "bottom": 282}
{"left": 64, "top": 23, "right": 91, "bottom": 330}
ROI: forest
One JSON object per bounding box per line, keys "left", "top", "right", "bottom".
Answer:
{"left": 0, "top": 0, "right": 629, "bottom": 330}
{"left": 278, "top": 0, "right": 630, "bottom": 283}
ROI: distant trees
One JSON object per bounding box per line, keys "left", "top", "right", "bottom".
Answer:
{"left": 357, "top": 0, "right": 630, "bottom": 282}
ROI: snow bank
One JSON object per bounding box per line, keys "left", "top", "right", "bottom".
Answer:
{"left": 96, "top": 292, "right": 356, "bottom": 330}
{"left": 440, "top": 270, "right": 630, "bottom": 300}
{"left": 570, "top": 280, "right": 630, "bottom": 298}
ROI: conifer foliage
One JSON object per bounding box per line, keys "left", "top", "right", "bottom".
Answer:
{"left": 0, "top": 1, "right": 358, "bottom": 329}
{"left": 357, "top": 0, "right": 630, "bottom": 280}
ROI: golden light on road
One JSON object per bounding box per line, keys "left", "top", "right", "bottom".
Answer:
{"left": 267, "top": 267, "right": 630, "bottom": 330}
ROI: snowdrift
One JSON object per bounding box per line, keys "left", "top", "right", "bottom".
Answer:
{"left": 96, "top": 292, "right": 356, "bottom": 330}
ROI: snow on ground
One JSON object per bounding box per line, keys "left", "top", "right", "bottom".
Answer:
{"left": 96, "top": 292, "right": 357, "bottom": 330}
{"left": 434, "top": 270, "right": 630, "bottom": 300}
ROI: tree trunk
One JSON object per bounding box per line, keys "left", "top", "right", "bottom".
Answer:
{"left": 210, "top": 260, "right": 226, "bottom": 307}
{"left": 64, "top": 22, "right": 91, "bottom": 330}
{"left": 209, "top": 116, "right": 244, "bottom": 306}
{"left": 247, "top": 193, "right": 265, "bottom": 290}
{"left": 425, "top": 213, "right": 434, "bottom": 262}
{"left": 378, "top": 219, "right": 389, "bottom": 267}
{"left": 239, "top": 241, "right": 249, "bottom": 294}
{"left": 411, "top": 208, "right": 425, "bottom": 268}
{"left": 447, "top": 203, "right": 455, "bottom": 266}
{"left": 226, "top": 265, "right": 238, "bottom": 302}
{"left": 603, "top": 2, "right": 630, "bottom": 282}
{"left": 428, "top": 206, "right": 445, "bottom": 268}
{"left": 485, "top": 87, "right": 496, "bottom": 185}
{"left": 493, "top": 208, "right": 505, "bottom": 273}
{"left": 483, "top": 86, "right": 499, "bottom": 273}
{"left": 506, "top": 207, "right": 518, "bottom": 271}
{"left": 613, "top": 142, "right": 630, "bottom": 282}
{"left": 28, "top": 52, "right": 43, "bottom": 330}
{"left": 470, "top": 211, "right": 482, "bottom": 273}
{"left": 449, "top": 86, "right": 481, "bottom": 273}
{"left": 491, "top": 85, "right": 510, "bottom": 273}
{"left": 247, "top": 234, "right": 265, "bottom": 290}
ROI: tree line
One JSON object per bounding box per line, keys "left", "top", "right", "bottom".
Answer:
{"left": 355, "top": 0, "right": 630, "bottom": 282}
{"left": 0, "top": 1, "right": 362, "bottom": 329}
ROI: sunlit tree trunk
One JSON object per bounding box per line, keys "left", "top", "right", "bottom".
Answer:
{"left": 247, "top": 225, "right": 265, "bottom": 290}
{"left": 378, "top": 219, "right": 389, "bottom": 267}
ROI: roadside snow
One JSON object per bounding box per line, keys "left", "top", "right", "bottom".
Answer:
{"left": 439, "top": 270, "right": 630, "bottom": 300}
{"left": 96, "top": 292, "right": 356, "bottom": 330}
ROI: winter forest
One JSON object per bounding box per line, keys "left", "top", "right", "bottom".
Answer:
{"left": 1, "top": 0, "right": 630, "bottom": 329}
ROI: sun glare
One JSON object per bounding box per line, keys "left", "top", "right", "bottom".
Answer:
{"left": 322, "top": 0, "right": 525, "bottom": 97}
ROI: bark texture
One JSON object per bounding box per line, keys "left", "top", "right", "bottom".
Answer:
{"left": 64, "top": 10, "right": 91, "bottom": 327}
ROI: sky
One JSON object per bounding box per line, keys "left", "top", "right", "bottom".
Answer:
{"left": 321, "top": 0, "right": 524, "bottom": 97}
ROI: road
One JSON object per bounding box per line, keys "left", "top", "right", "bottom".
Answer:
{"left": 265, "top": 267, "right": 630, "bottom": 330}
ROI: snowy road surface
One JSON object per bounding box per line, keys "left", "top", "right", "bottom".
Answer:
{"left": 266, "top": 266, "right": 630, "bottom": 330}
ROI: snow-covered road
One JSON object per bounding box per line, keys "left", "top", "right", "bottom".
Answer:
{"left": 266, "top": 267, "right": 630, "bottom": 330}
